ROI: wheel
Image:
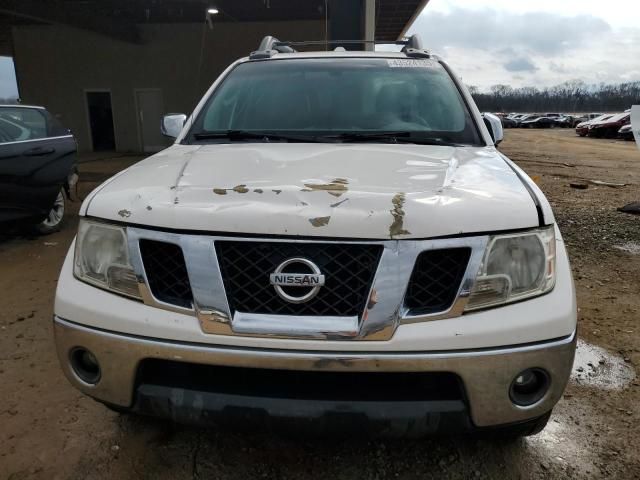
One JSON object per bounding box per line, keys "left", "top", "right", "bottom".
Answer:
{"left": 33, "top": 189, "right": 65, "bottom": 235}
{"left": 486, "top": 411, "right": 552, "bottom": 439}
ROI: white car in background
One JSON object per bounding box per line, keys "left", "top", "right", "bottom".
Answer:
{"left": 54, "top": 35, "right": 576, "bottom": 437}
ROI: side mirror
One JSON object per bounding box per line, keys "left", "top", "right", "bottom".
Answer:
{"left": 482, "top": 113, "right": 504, "bottom": 146}
{"left": 161, "top": 113, "right": 187, "bottom": 139}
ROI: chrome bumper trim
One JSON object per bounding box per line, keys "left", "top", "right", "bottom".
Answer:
{"left": 54, "top": 317, "right": 576, "bottom": 427}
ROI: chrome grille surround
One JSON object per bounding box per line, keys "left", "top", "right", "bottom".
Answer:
{"left": 126, "top": 227, "right": 488, "bottom": 341}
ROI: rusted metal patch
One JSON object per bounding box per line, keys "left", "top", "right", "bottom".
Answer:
{"left": 213, "top": 188, "right": 227, "bottom": 195}
{"left": 389, "top": 193, "right": 410, "bottom": 238}
{"left": 309, "top": 216, "right": 331, "bottom": 227}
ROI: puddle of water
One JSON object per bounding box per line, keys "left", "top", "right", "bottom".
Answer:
{"left": 613, "top": 242, "right": 640, "bottom": 255}
{"left": 571, "top": 339, "right": 636, "bottom": 389}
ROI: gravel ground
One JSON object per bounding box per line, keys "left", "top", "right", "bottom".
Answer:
{"left": 0, "top": 130, "right": 638, "bottom": 479}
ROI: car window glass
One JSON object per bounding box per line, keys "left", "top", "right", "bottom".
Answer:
{"left": 194, "top": 58, "right": 482, "bottom": 145}
{"left": 0, "top": 108, "right": 48, "bottom": 143}
{"left": 44, "top": 111, "right": 71, "bottom": 137}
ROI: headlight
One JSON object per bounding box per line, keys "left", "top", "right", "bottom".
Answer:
{"left": 74, "top": 219, "right": 141, "bottom": 299}
{"left": 465, "top": 226, "right": 556, "bottom": 311}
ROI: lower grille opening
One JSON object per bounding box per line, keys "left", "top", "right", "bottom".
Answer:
{"left": 136, "top": 359, "right": 464, "bottom": 402}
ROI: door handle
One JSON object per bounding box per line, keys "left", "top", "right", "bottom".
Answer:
{"left": 24, "top": 147, "right": 56, "bottom": 156}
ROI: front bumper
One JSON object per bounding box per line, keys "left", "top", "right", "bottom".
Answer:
{"left": 54, "top": 317, "right": 576, "bottom": 429}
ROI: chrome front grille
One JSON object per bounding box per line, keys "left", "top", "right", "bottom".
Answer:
{"left": 127, "top": 228, "right": 487, "bottom": 341}
{"left": 216, "top": 241, "right": 382, "bottom": 318}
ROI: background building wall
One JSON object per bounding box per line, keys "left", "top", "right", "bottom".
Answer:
{"left": 12, "top": 21, "right": 324, "bottom": 152}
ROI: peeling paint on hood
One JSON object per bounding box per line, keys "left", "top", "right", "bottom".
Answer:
{"left": 85, "top": 143, "right": 540, "bottom": 239}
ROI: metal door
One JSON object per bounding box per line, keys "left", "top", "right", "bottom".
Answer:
{"left": 0, "top": 107, "right": 76, "bottom": 224}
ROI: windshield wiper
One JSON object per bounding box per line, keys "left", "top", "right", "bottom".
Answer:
{"left": 192, "top": 130, "right": 322, "bottom": 143}
{"left": 324, "top": 131, "right": 410, "bottom": 142}
{"left": 323, "top": 132, "right": 463, "bottom": 146}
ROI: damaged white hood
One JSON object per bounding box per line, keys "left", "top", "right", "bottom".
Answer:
{"left": 84, "top": 143, "right": 540, "bottom": 239}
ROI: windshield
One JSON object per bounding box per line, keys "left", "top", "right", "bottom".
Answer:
{"left": 188, "top": 58, "right": 482, "bottom": 146}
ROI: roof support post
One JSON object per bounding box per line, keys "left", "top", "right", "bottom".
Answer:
{"left": 363, "top": 0, "right": 376, "bottom": 51}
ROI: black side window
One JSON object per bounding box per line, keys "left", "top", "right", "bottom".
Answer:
{"left": 44, "top": 111, "right": 70, "bottom": 137}
{"left": 0, "top": 108, "right": 48, "bottom": 143}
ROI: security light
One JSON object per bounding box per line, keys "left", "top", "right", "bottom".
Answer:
{"left": 207, "top": 8, "right": 219, "bottom": 15}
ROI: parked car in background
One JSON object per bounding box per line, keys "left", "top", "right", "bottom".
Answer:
{"left": 510, "top": 114, "right": 535, "bottom": 126}
{"left": 618, "top": 124, "right": 634, "bottom": 141}
{"left": 587, "top": 112, "right": 630, "bottom": 138}
{"left": 575, "top": 114, "right": 613, "bottom": 137}
{"left": 554, "top": 115, "right": 575, "bottom": 128}
{"left": 572, "top": 113, "right": 603, "bottom": 127}
{"left": 0, "top": 105, "right": 78, "bottom": 234}
{"left": 520, "top": 116, "right": 556, "bottom": 128}
{"left": 500, "top": 116, "right": 518, "bottom": 128}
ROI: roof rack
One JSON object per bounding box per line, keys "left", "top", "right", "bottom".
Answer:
{"left": 249, "top": 34, "right": 430, "bottom": 60}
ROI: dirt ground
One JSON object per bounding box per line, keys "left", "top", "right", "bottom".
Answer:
{"left": 0, "top": 130, "right": 638, "bottom": 480}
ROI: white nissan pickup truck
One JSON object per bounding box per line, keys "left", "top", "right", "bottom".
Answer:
{"left": 54, "top": 36, "right": 576, "bottom": 437}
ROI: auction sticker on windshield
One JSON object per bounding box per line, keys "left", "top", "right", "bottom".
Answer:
{"left": 387, "top": 59, "right": 435, "bottom": 68}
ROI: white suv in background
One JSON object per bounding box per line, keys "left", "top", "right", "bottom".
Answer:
{"left": 54, "top": 35, "right": 576, "bottom": 437}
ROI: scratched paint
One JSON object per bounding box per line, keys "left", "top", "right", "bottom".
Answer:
{"left": 330, "top": 198, "right": 349, "bottom": 208}
{"left": 389, "top": 193, "right": 410, "bottom": 238}
{"left": 117, "top": 209, "right": 131, "bottom": 218}
{"left": 309, "top": 216, "right": 331, "bottom": 227}
{"left": 213, "top": 185, "right": 249, "bottom": 194}
{"left": 303, "top": 178, "right": 349, "bottom": 197}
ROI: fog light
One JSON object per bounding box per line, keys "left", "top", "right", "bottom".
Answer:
{"left": 70, "top": 347, "right": 101, "bottom": 384}
{"left": 509, "top": 368, "right": 549, "bottom": 406}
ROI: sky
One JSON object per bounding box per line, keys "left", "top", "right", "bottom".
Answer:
{"left": 0, "top": 57, "right": 18, "bottom": 100}
{"left": 406, "top": 0, "right": 640, "bottom": 90}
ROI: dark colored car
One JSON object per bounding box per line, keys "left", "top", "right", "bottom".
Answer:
{"left": 520, "top": 116, "right": 556, "bottom": 128}
{"left": 587, "top": 112, "right": 630, "bottom": 138}
{"left": 554, "top": 115, "right": 577, "bottom": 128}
{"left": 0, "top": 105, "right": 78, "bottom": 234}
{"left": 500, "top": 116, "right": 518, "bottom": 128}
{"left": 575, "top": 114, "right": 613, "bottom": 137}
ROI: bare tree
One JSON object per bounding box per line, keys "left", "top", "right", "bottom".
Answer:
{"left": 471, "top": 81, "right": 640, "bottom": 113}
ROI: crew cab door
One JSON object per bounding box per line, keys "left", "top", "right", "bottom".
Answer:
{"left": 0, "top": 107, "right": 77, "bottom": 224}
